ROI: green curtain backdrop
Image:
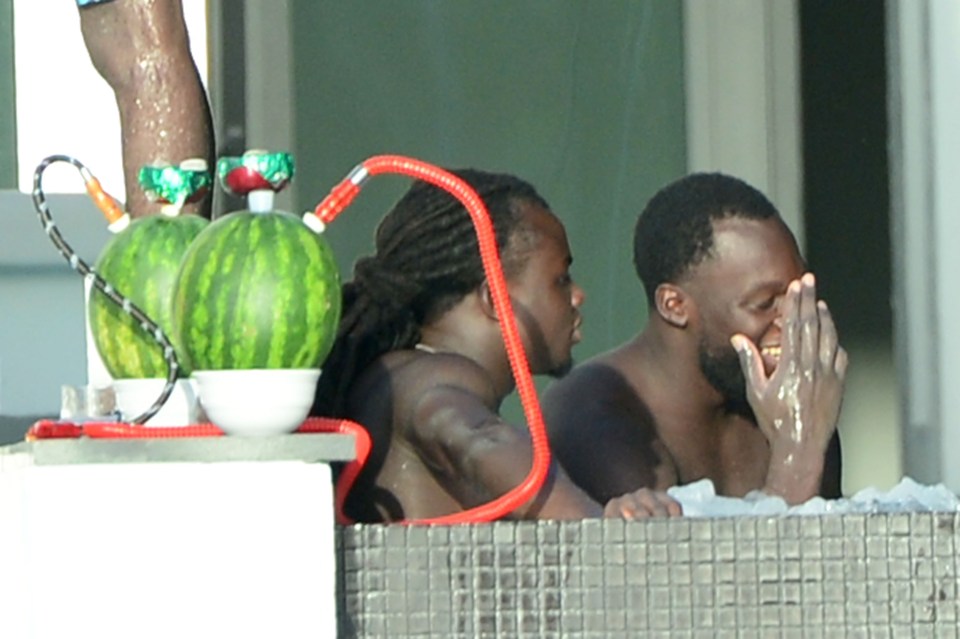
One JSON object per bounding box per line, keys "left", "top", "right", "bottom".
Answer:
{"left": 0, "top": 0, "right": 16, "bottom": 189}
{"left": 289, "top": 2, "right": 686, "bottom": 414}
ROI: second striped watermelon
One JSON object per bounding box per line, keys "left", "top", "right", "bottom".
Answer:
{"left": 170, "top": 210, "right": 341, "bottom": 372}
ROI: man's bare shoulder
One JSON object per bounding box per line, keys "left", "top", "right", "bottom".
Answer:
{"left": 542, "top": 348, "right": 641, "bottom": 414}
{"left": 541, "top": 351, "right": 672, "bottom": 501}
{"left": 383, "top": 350, "right": 498, "bottom": 401}
{"left": 348, "top": 349, "right": 500, "bottom": 432}
{"left": 542, "top": 341, "right": 663, "bottom": 459}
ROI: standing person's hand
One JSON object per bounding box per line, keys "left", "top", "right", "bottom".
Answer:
{"left": 731, "top": 272, "right": 848, "bottom": 504}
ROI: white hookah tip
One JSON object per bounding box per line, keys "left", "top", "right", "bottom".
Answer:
{"left": 160, "top": 204, "right": 181, "bottom": 217}
{"left": 302, "top": 213, "right": 326, "bottom": 234}
{"left": 248, "top": 189, "right": 275, "bottom": 213}
{"left": 179, "top": 158, "right": 208, "bottom": 171}
{"left": 108, "top": 214, "right": 131, "bottom": 234}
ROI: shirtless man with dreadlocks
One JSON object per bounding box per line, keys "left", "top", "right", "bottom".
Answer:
{"left": 312, "top": 169, "right": 683, "bottom": 522}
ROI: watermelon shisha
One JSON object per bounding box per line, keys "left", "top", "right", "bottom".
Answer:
{"left": 30, "top": 155, "right": 210, "bottom": 424}
{"left": 171, "top": 151, "right": 341, "bottom": 372}
{"left": 89, "top": 162, "right": 211, "bottom": 378}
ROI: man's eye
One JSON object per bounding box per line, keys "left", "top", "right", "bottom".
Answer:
{"left": 755, "top": 298, "right": 776, "bottom": 311}
{"left": 557, "top": 274, "right": 572, "bottom": 286}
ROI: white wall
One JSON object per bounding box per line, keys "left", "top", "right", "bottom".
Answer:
{"left": 683, "top": 0, "right": 804, "bottom": 248}
{"left": 0, "top": 192, "right": 108, "bottom": 415}
{"left": 888, "top": 0, "right": 960, "bottom": 491}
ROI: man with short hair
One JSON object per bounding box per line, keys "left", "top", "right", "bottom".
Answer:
{"left": 312, "top": 168, "right": 682, "bottom": 522}
{"left": 542, "top": 172, "right": 847, "bottom": 506}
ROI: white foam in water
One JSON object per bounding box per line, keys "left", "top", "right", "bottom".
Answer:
{"left": 668, "top": 477, "right": 960, "bottom": 518}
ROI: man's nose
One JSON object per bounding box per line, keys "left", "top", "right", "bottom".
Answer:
{"left": 772, "top": 293, "right": 791, "bottom": 325}
{"left": 572, "top": 283, "right": 586, "bottom": 308}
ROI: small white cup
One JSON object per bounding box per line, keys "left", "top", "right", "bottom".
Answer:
{"left": 112, "top": 378, "right": 200, "bottom": 427}
{"left": 60, "top": 384, "right": 117, "bottom": 422}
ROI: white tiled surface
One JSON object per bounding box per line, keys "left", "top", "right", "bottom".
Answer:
{"left": 340, "top": 514, "right": 960, "bottom": 638}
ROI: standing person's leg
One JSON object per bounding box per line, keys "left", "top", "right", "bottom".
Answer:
{"left": 78, "top": 0, "right": 214, "bottom": 218}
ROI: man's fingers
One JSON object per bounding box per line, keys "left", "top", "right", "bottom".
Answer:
{"left": 619, "top": 500, "right": 641, "bottom": 519}
{"left": 731, "top": 334, "right": 766, "bottom": 396}
{"left": 816, "top": 300, "right": 840, "bottom": 368}
{"left": 779, "top": 278, "right": 802, "bottom": 363}
{"left": 610, "top": 490, "right": 683, "bottom": 519}
{"left": 799, "top": 273, "right": 818, "bottom": 371}
{"left": 641, "top": 489, "right": 680, "bottom": 517}
{"left": 663, "top": 494, "right": 684, "bottom": 517}
{"left": 835, "top": 346, "right": 849, "bottom": 379}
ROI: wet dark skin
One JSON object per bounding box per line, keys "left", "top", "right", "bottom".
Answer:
{"left": 78, "top": 0, "right": 214, "bottom": 218}
{"left": 342, "top": 203, "right": 683, "bottom": 522}
{"left": 542, "top": 217, "right": 847, "bottom": 505}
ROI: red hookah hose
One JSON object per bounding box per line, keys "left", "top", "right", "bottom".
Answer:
{"left": 310, "top": 155, "right": 552, "bottom": 525}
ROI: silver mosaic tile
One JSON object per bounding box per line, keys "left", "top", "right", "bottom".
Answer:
{"left": 337, "top": 514, "right": 960, "bottom": 637}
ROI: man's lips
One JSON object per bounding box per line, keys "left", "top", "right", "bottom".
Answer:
{"left": 572, "top": 316, "right": 583, "bottom": 344}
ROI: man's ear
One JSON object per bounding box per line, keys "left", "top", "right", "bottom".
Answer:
{"left": 478, "top": 280, "right": 499, "bottom": 320}
{"left": 655, "top": 283, "right": 691, "bottom": 328}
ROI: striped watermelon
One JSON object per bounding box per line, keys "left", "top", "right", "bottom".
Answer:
{"left": 89, "top": 214, "right": 209, "bottom": 378}
{"left": 170, "top": 210, "right": 341, "bottom": 371}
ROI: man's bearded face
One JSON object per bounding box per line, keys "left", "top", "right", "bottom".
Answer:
{"left": 698, "top": 335, "right": 754, "bottom": 417}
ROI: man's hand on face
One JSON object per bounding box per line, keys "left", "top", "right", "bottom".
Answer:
{"left": 730, "top": 272, "right": 848, "bottom": 502}
{"left": 603, "top": 488, "right": 683, "bottom": 519}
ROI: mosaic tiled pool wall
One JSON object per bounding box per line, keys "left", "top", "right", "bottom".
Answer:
{"left": 337, "top": 513, "right": 960, "bottom": 638}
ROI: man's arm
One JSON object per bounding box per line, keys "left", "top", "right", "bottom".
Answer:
{"left": 78, "top": 0, "right": 214, "bottom": 218}
{"left": 408, "top": 358, "right": 678, "bottom": 520}
{"left": 542, "top": 365, "right": 675, "bottom": 504}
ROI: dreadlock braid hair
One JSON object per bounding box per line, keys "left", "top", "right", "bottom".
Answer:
{"left": 312, "top": 168, "right": 550, "bottom": 417}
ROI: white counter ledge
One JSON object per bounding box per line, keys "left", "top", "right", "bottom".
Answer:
{"left": 0, "top": 432, "right": 356, "bottom": 466}
{"left": 0, "top": 433, "right": 356, "bottom": 639}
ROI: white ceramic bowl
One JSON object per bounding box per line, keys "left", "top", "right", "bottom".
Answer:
{"left": 192, "top": 369, "right": 321, "bottom": 436}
